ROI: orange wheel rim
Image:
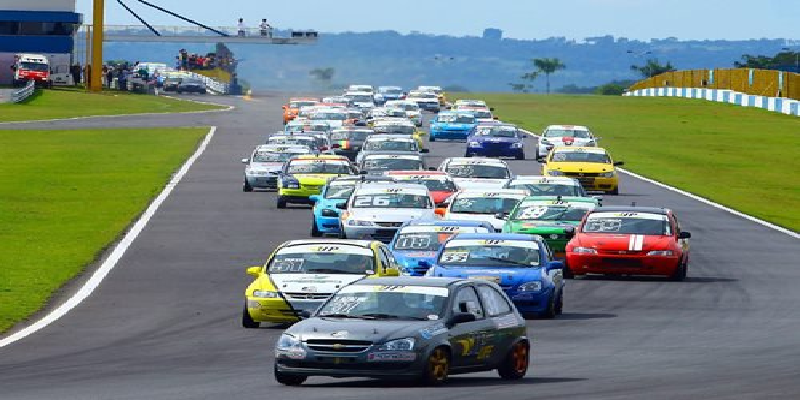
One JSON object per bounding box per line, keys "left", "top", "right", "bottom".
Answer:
{"left": 429, "top": 349, "right": 448, "bottom": 380}
{"left": 512, "top": 343, "right": 528, "bottom": 372}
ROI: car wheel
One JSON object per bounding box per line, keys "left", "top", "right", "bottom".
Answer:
{"left": 242, "top": 305, "right": 259, "bottom": 328}
{"left": 555, "top": 291, "right": 564, "bottom": 315}
{"left": 276, "top": 197, "right": 287, "bottom": 209}
{"left": 338, "top": 227, "right": 347, "bottom": 239}
{"left": 243, "top": 180, "right": 253, "bottom": 192}
{"left": 563, "top": 263, "right": 574, "bottom": 279}
{"left": 515, "top": 152, "right": 525, "bottom": 160}
{"left": 429, "top": 136, "right": 436, "bottom": 142}
{"left": 274, "top": 365, "right": 306, "bottom": 386}
{"left": 670, "top": 261, "right": 687, "bottom": 281}
{"left": 540, "top": 293, "right": 557, "bottom": 318}
{"left": 310, "top": 218, "right": 322, "bottom": 237}
{"left": 465, "top": 152, "right": 472, "bottom": 157}
{"left": 421, "top": 347, "right": 450, "bottom": 386}
{"left": 497, "top": 341, "right": 529, "bottom": 380}
{"left": 609, "top": 187, "right": 619, "bottom": 195}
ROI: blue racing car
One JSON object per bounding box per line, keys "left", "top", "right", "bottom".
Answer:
{"left": 429, "top": 111, "right": 477, "bottom": 141}
{"left": 389, "top": 220, "right": 494, "bottom": 276}
{"left": 466, "top": 124, "right": 527, "bottom": 160}
{"left": 309, "top": 176, "right": 395, "bottom": 237}
{"left": 424, "top": 233, "right": 565, "bottom": 318}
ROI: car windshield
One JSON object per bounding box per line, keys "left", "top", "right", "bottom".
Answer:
{"left": 545, "top": 129, "right": 591, "bottom": 138}
{"left": 381, "top": 89, "right": 404, "bottom": 95}
{"left": 507, "top": 183, "right": 582, "bottom": 196}
{"left": 330, "top": 130, "right": 371, "bottom": 141}
{"left": 511, "top": 204, "right": 592, "bottom": 222}
{"left": 352, "top": 193, "right": 431, "bottom": 208}
{"left": 363, "top": 158, "right": 422, "bottom": 171}
{"left": 286, "top": 160, "right": 351, "bottom": 174}
{"left": 311, "top": 112, "right": 346, "bottom": 120}
{"left": 476, "top": 128, "right": 516, "bottom": 138}
{"left": 412, "top": 178, "right": 457, "bottom": 192}
{"left": 450, "top": 196, "right": 521, "bottom": 214}
{"left": 20, "top": 62, "right": 49, "bottom": 72}
{"left": 583, "top": 213, "right": 672, "bottom": 235}
{"left": 290, "top": 101, "right": 317, "bottom": 108}
{"left": 253, "top": 152, "right": 294, "bottom": 162}
{"left": 374, "top": 125, "right": 415, "bottom": 134}
{"left": 182, "top": 79, "right": 203, "bottom": 85}
{"left": 364, "top": 140, "right": 416, "bottom": 151}
{"left": 317, "top": 285, "right": 448, "bottom": 320}
{"left": 439, "top": 240, "right": 540, "bottom": 267}
{"left": 446, "top": 165, "right": 509, "bottom": 179}
{"left": 551, "top": 151, "right": 610, "bottom": 163}
{"left": 268, "top": 246, "right": 374, "bottom": 274}
{"left": 350, "top": 95, "right": 373, "bottom": 102}
{"left": 400, "top": 105, "right": 419, "bottom": 111}
{"left": 324, "top": 183, "right": 356, "bottom": 199}
{"left": 270, "top": 137, "right": 315, "bottom": 147}
{"left": 438, "top": 114, "right": 475, "bottom": 124}
{"left": 471, "top": 111, "right": 492, "bottom": 119}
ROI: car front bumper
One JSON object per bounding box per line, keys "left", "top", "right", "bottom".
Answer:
{"left": 314, "top": 214, "right": 341, "bottom": 233}
{"left": 343, "top": 225, "right": 400, "bottom": 242}
{"left": 276, "top": 348, "right": 426, "bottom": 378}
{"left": 507, "top": 287, "right": 555, "bottom": 313}
{"left": 566, "top": 253, "right": 681, "bottom": 276}
{"left": 469, "top": 144, "right": 523, "bottom": 157}
{"left": 431, "top": 129, "right": 470, "bottom": 140}
{"left": 245, "top": 174, "right": 279, "bottom": 188}
{"left": 246, "top": 297, "right": 300, "bottom": 323}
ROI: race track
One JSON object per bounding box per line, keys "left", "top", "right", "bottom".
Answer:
{"left": 1, "top": 93, "right": 799, "bottom": 400}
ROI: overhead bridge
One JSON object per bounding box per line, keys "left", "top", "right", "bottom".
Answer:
{"left": 93, "top": 25, "right": 319, "bottom": 44}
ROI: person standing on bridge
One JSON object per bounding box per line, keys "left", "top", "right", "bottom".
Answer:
{"left": 237, "top": 18, "right": 246, "bottom": 37}
{"left": 260, "top": 19, "right": 272, "bottom": 38}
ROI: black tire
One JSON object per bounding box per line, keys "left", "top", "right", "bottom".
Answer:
{"left": 465, "top": 152, "right": 473, "bottom": 157}
{"left": 609, "top": 187, "right": 619, "bottom": 195}
{"left": 670, "top": 261, "right": 687, "bottom": 281}
{"left": 515, "top": 152, "right": 525, "bottom": 160}
{"left": 421, "top": 347, "right": 450, "bottom": 386}
{"left": 540, "top": 293, "right": 557, "bottom": 319}
{"left": 310, "top": 218, "right": 322, "bottom": 237}
{"left": 497, "top": 341, "right": 529, "bottom": 380}
{"left": 276, "top": 197, "right": 287, "bottom": 209}
{"left": 563, "top": 264, "right": 574, "bottom": 279}
{"left": 429, "top": 136, "right": 436, "bottom": 142}
{"left": 338, "top": 227, "right": 347, "bottom": 239}
{"left": 242, "top": 306, "right": 259, "bottom": 328}
{"left": 274, "top": 365, "right": 306, "bottom": 386}
{"left": 555, "top": 291, "right": 564, "bottom": 315}
{"left": 243, "top": 180, "right": 253, "bottom": 192}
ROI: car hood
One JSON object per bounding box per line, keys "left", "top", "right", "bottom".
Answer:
{"left": 349, "top": 208, "right": 434, "bottom": 221}
{"left": 446, "top": 213, "right": 504, "bottom": 230}
{"left": 453, "top": 178, "right": 509, "bottom": 190}
{"left": 435, "top": 123, "right": 473, "bottom": 130}
{"left": 315, "top": 119, "right": 344, "bottom": 127}
{"left": 290, "top": 173, "right": 349, "bottom": 184}
{"left": 544, "top": 137, "right": 593, "bottom": 145}
{"left": 359, "top": 150, "right": 419, "bottom": 157}
{"left": 506, "top": 220, "right": 576, "bottom": 234}
{"left": 395, "top": 251, "right": 439, "bottom": 265}
{"left": 547, "top": 162, "right": 614, "bottom": 173}
{"left": 432, "top": 266, "right": 541, "bottom": 286}
{"left": 473, "top": 136, "right": 520, "bottom": 144}
{"left": 574, "top": 233, "right": 675, "bottom": 252}
{"left": 289, "top": 318, "right": 439, "bottom": 343}
{"left": 271, "top": 274, "right": 366, "bottom": 294}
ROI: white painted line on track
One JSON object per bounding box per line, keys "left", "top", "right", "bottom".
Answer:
{"left": 519, "top": 129, "right": 799, "bottom": 239}
{"left": 0, "top": 102, "right": 233, "bottom": 125}
{"left": 0, "top": 126, "right": 218, "bottom": 348}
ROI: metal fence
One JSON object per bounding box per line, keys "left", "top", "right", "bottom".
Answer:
{"left": 629, "top": 68, "right": 800, "bottom": 100}
{"left": 11, "top": 80, "right": 36, "bottom": 103}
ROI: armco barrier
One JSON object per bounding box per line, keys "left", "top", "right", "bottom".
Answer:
{"left": 11, "top": 80, "right": 36, "bottom": 103}
{"left": 628, "top": 68, "right": 800, "bottom": 100}
{"left": 623, "top": 87, "right": 800, "bottom": 117}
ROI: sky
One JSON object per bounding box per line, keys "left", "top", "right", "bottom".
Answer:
{"left": 75, "top": 0, "right": 799, "bottom": 41}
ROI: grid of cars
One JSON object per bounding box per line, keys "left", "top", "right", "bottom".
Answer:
{"left": 239, "top": 88, "right": 694, "bottom": 386}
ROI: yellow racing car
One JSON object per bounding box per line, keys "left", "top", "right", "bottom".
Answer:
{"left": 277, "top": 154, "right": 357, "bottom": 208}
{"left": 541, "top": 147, "right": 624, "bottom": 195}
{"left": 242, "top": 239, "right": 401, "bottom": 327}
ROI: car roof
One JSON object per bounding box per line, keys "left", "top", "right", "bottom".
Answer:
{"left": 545, "top": 125, "right": 589, "bottom": 131}
{"left": 363, "top": 153, "right": 423, "bottom": 160}
{"left": 403, "top": 220, "right": 493, "bottom": 228}
{"left": 450, "top": 232, "right": 541, "bottom": 241}
{"left": 509, "top": 176, "right": 580, "bottom": 184}
{"left": 293, "top": 154, "right": 349, "bottom": 161}
{"left": 351, "top": 276, "right": 467, "bottom": 288}
{"left": 386, "top": 171, "right": 448, "bottom": 176}
{"left": 355, "top": 183, "right": 428, "bottom": 193}
{"left": 444, "top": 157, "right": 508, "bottom": 166}
{"left": 283, "top": 239, "right": 375, "bottom": 248}
{"left": 366, "top": 135, "right": 415, "bottom": 141}
{"left": 552, "top": 147, "right": 608, "bottom": 153}
{"left": 456, "top": 189, "right": 528, "bottom": 197}
{"left": 520, "top": 196, "right": 597, "bottom": 203}
{"left": 590, "top": 206, "right": 669, "bottom": 215}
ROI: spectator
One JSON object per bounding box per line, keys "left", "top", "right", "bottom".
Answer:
{"left": 174, "top": 55, "right": 181, "bottom": 70}
{"left": 237, "top": 18, "right": 246, "bottom": 36}
{"left": 106, "top": 67, "right": 114, "bottom": 88}
{"left": 260, "top": 19, "right": 272, "bottom": 37}
{"left": 70, "top": 63, "right": 82, "bottom": 85}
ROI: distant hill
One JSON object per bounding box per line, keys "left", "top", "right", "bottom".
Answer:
{"left": 103, "top": 31, "right": 793, "bottom": 92}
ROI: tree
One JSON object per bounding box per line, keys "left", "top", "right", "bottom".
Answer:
{"left": 509, "top": 83, "right": 532, "bottom": 93}
{"left": 309, "top": 67, "right": 335, "bottom": 88}
{"left": 532, "top": 58, "right": 566, "bottom": 94}
{"left": 630, "top": 59, "right": 676, "bottom": 78}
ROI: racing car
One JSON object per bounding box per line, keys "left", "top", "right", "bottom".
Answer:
{"left": 536, "top": 125, "right": 598, "bottom": 161}
{"left": 438, "top": 157, "right": 512, "bottom": 190}
{"left": 504, "top": 176, "right": 589, "bottom": 197}
{"left": 242, "top": 144, "right": 313, "bottom": 192}
{"left": 430, "top": 111, "right": 477, "bottom": 141}
{"left": 465, "top": 124, "right": 526, "bottom": 159}
{"left": 384, "top": 170, "right": 458, "bottom": 206}
{"left": 542, "top": 147, "right": 623, "bottom": 195}
{"left": 277, "top": 155, "right": 357, "bottom": 208}
{"left": 389, "top": 220, "right": 494, "bottom": 276}
{"left": 437, "top": 189, "right": 527, "bottom": 231}
{"left": 309, "top": 176, "right": 396, "bottom": 237}
{"left": 338, "top": 183, "right": 437, "bottom": 242}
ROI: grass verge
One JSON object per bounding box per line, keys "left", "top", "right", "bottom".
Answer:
{"left": 0, "top": 87, "right": 224, "bottom": 122}
{"left": 0, "top": 127, "right": 209, "bottom": 332}
{"left": 466, "top": 94, "right": 800, "bottom": 231}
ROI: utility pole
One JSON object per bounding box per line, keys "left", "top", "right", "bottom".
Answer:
{"left": 89, "top": 0, "right": 105, "bottom": 92}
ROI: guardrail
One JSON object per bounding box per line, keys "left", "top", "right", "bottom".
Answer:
{"left": 624, "top": 87, "right": 800, "bottom": 117}
{"left": 628, "top": 68, "right": 800, "bottom": 100}
{"left": 11, "top": 80, "right": 36, "bottom": 103}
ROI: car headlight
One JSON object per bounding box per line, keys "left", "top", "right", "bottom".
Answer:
{"left": 252, "top": 290, "right": 279, "bottom": 298}
{"left": 647, "top": 250, "right": 674, "bottom": 256}
{"left": 598, "top": 171, "right": 615, "bottom": 178}
{"left": 511, "top": 142, "right": 524, "bottom": 148}
{"left": 378, "top": 338, "right": 415, "bottom": 351}
{"left": 468, "top": 141, "right": 482, "bottom": 148}
{"left": 572, "top": 246, "right": 597, "bottom": 254}
{"left": 547, "top": 170, "right": 565, "bottom": 176}
{"left": 277, "top": 333, "right": 300, "bottom": 349}
{"left": 518, "top": 281, "right": 542, "bottom": 292}
{"left": 281, "top": 179, "right": 300, "bottom": 189}
{"left": 347, "top": 219, "right": 375, "bottom": 227}
{"left": 321, "top": 208, "right": 338, "bottom": 217}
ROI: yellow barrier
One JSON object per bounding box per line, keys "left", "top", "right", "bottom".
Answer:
{"left": 629, "top": 68, "right": 800, "bottom": 100}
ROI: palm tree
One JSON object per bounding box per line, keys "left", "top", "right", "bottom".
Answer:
{"left": 533, "top": 58, "right": 566, "bottom": 94}
{"left": 630, "top": 59, "right": 676, "bottom": 78}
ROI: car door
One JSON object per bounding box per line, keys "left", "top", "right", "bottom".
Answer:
{"left": 476, "top": 284, "right": 522, "bottom": 366}
{"left": 448, "top": 285, "right": 496, "bottom": 368}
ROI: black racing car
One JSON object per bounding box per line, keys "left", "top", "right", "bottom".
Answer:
{"left": 274, "top": 277, "right": 529, "bottom": 386}
{"left": 176, "top": 78, "right": 207, "bottom": 94}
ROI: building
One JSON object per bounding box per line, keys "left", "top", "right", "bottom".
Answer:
{"left": 0, "top": 0, "right": 82, "bottom": 84}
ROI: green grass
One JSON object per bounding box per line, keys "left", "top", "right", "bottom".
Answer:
{"left": 0, "top": 87, "right": 224, "bottom": 122}
{"left": 0, "top": 127, "right": 209, "bottom": 332}
{"left": 464, "top": 94, "right": 800, "bottom": 231}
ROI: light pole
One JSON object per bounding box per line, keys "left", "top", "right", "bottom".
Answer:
{"left": 89, "top": 0, "right": 105, "bottom": 92}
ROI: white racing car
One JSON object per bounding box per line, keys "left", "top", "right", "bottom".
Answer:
{"left": 536, "top": 125, "right": 598, "bottom": 161}
{"left": 339, "top": 184, "right": 437, "bottom": 242}
{"left": 438, "top": 157, "right": 512, "bottom": 190}
{"left": 241, "top": 144, "right": 313, "bottom": 191}
{"left": 438, "top": 189, "right": 528, "bottom": 231}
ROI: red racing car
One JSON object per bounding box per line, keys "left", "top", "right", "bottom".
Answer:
{"left": 564, "top": 206, "right": 691, "bottom": 280}
{"left": 384, "top": 170, "right": 458, "bottom": 206}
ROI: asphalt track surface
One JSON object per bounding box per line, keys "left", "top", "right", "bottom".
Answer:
{"left": 2, "top": 93, "right": 799, "bottom": 400}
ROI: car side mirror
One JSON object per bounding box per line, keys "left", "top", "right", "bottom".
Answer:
{"left": 246, "top": 266, "right": 261, "bottom": 276}
{"left": 495, "top": 213, "right": 508, "bottom": 220}
{"left": 448, "top": 312, "right": 476, "bottom": 327}
{"left": 241, "top": 158, "right": 249, "bottom": 163}
{"left": 564, "top": 226, "right": 575, "bottom": 238}
{"left": 546, "top": 261, "right": 564, "bottom": 272}
{"left": 678, "top": 231, "right": 692, "bottom": 239}
{"left": 613, "top": 161, "right": 625, "bottom": 166}
{"left": 434, "top": 208, "right": 446, "bottom": 217}
{"left": 335, "top": 203, "right": 347, "bottom": 210}
{"left": 420, "top": 148, "right": 430, "bottom": 154}
{"left": 299, "top": 310, "right": 312, "bottom": 319}
{"left": 309, "top": 195, "right": 320, "bottom": 203}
